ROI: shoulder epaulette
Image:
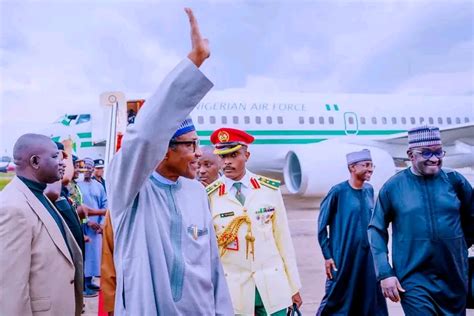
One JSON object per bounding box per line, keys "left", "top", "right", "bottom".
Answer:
{"left": 258, "top": 176, "right": 281, "bottom": 190}
{"left": 206, "top": 180, "right": 222, "bottom": 195}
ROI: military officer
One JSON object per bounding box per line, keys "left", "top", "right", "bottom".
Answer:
{"left": 207, "top": 127, "right": 302, "bottom": 316}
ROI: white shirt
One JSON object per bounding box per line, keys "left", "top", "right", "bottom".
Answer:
{"left": 222, "top": 169, "right": 254, "bottom": 198}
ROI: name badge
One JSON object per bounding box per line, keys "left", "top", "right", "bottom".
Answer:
{"left": 219, "top": 211, "right": 235, "bottom": 218}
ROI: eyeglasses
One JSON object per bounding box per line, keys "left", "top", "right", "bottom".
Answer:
{"left": 355, "top": 162, "right": 375, "bottom": 169}
{"left": 169, "top": 139, "right": 200, "bottom": 153}
{"left": 412, "top": 149, "right": 446, "bottom": 159}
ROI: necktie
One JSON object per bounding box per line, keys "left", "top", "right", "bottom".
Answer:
{"left": 233, "top": 182, "right": 245, "bottom": 205}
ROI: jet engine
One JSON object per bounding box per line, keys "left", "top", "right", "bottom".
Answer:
{"left": 283, "top": 141, "right": 396, "bottom": 198}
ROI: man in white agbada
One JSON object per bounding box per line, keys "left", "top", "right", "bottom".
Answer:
{"left": 107, "top": 8, "right": 233, "bottom": 315}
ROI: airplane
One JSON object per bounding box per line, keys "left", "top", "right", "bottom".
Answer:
{"left": 43, "top": 113, "right": 107, "bottom": 160}
{"left": 46, "top": 91, "right": 474, "bottom": 198}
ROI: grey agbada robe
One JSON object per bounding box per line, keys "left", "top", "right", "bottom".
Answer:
{"left": 107, "top": 59, "right": 233, "bottom": 316}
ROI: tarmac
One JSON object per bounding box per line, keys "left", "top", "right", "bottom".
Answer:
{"left": 84, "top": 190, "right": 474, "bottom": 315}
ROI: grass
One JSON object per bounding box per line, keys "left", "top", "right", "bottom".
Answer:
{"left": 0, "top": 173, "right": 14, "bottom": 191}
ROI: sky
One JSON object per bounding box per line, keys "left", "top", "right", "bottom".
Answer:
{"left": 1, "top": 0, "right": 473, "bottom": 155}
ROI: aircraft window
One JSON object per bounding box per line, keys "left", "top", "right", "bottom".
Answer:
{"left": 299, "top": 117, "right": 304, "bottom": 124}
{"left": 391, "top": 117, "right": 397, "bottom": 124}
{"left": 371, "top": 117, "right": 377, "bottom": 124}
{"left": 67, "top": 115, "right": 78, "bottom": 120}
{"left": 210, "top": 116, "right": 216, "bottom": 124}
{"left": 401, "top": 117, "right": 407, "bottom": 124}
{"left": 266, "top": 116, "right": 272, "bottom": 124}
{"left": 54, "top": 115, "right": 71, "bottom": 125}
{"left": 419, "top": 117, "right": 425, "bottom": 124}
{"left": 277, "top": 116, "right": 283, "bottom": 124}
{"left": 455, "top": 117, "right": 461, "bottom": 124}
{"left": 329, "top": 116, "right": 334, "bottom": 124}
{"left": 465, "top": 117, "right": 470, "bottom": 123}
{"left": 198, "top": 116, "right": 204, "bottom": 124}
{"left": 319, "top": 116, "right": 324, "bottom": 124}
{"left": 233, "top": 116, "right": 239, "bottom": 124}
{"left": 256, "top": 116, "right": 261, "bottom": 124}
{"left": 447, "top": 117, "right": 452, "bottom": 124}
{"left": 382, "top": 117, "right": 387, "bottom": 125}
{"left": 77, "top": 114, "right": 91, "bottom": 125}
{"left": 360, "top": 117, "right": 366, "bottom": 125}
{"left": 428, "top": 117, "right": 434, "bottom": 124}
{"left": 244, "top": 116, "right": 250, "bottom": 124}
{"left": 221, "top": 116, "right": 227, "bottom": 124}
{"left": 437, "top": 117, "right": 443, "bottom": 124}
{"left": 348, "top": 117, "right": 354, "bottom": 124}
{"left": 309, "top": 117, "right": 315, "bottom": 124}
{"left": 410, "top": 117, "right": 416, "bottom": 124}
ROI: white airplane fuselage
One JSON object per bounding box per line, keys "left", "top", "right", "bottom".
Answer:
{"left": 48, "top": 91, "right": 474, "bottom": 197}
{"left": 191, "top": 91, "right": 473, "bottom": 196}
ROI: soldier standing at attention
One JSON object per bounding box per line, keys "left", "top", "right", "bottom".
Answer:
{"left": 207, "top": 127, "right": 302, "bottom": 316}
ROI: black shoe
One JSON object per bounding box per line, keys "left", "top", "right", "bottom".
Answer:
{"left": 87, "top": 283, "right": 100, "bottom": 291}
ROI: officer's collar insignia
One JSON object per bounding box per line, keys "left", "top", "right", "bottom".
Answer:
{"left": 250, "top": 177, "right": 261, "bottom": 189}
{"left": 218, "top": 183, "right": 226, "bottom": 196}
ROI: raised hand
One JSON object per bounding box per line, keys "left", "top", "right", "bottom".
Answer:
{"left": 185, "top": 8, "right": 210, "bottom": 67}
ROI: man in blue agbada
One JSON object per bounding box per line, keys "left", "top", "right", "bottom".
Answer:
{"left": 106, "top": 8, "right": 233, "bottom": 315}
{"left": 317, "top": 149, "right": 388, "bottom": 316}
{"left": 368, "top": 126, "right": 473, "bottom": 315}
{"left": 77, "top": 157, "right": 107, "bottom": 296}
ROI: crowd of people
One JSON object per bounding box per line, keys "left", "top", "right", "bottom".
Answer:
{"left": 0, "top": 8, "right": 473, "bottom": 316}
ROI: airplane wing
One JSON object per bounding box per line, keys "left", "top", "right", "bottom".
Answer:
{"left": 378, "top": 123, "right": 474, "bottom": 146}
{"left": 340, "top": 123, "right": 474, "bottom": 168}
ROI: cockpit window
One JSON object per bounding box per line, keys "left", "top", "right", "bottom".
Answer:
{"left": 76, "top": 114, "right": 91, "bottom": 125}
{"left": 55, "top": 115, "right": 75, "bottom": 126}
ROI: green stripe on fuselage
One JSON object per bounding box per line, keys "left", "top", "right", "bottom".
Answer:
{"left": 77, "top": 132, "right": 92, "bottom": 139}
{"left": 196, "top": 129, "right": 406, "bottom": 137}
{"left": 201, "top": 139, "right": 325, "bottom": 145}
{"left": 80, "top": 141, "right": 94, "bottom": 148}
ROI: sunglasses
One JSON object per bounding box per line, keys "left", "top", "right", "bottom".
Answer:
{"left": 169, "top": 139, "right": 200, "bottom": 153}
{"left": 354, "top": 162, "right": 375, "bottom": 169}
{"left": 412, "top": 149, "right": 446, "bottom": 159}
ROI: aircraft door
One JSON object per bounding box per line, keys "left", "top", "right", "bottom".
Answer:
{"left": 344, "top": 112, "right": 359, "bottom": 135}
